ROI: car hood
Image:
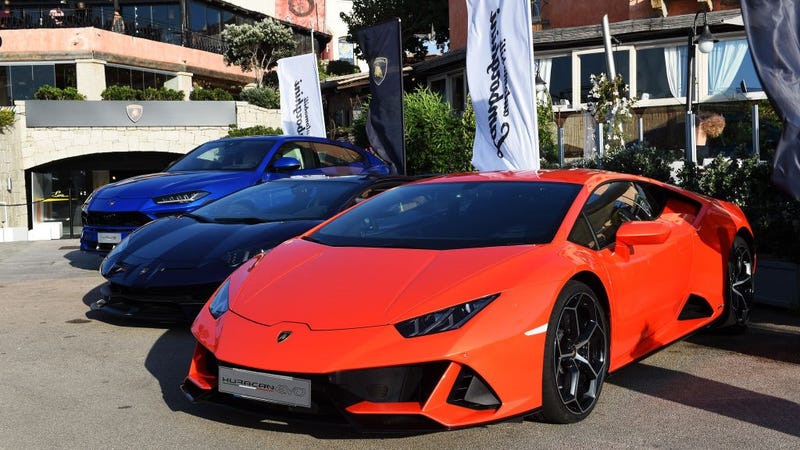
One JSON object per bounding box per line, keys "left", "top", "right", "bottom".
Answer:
{"left": 103, "top": 216, "right": 321, "bottom": 285}
{"left": 231, "top": 238, "right": 547, "bottom": 330}
{"left": 94, "top": 171, "right": 258, "bottom": 200}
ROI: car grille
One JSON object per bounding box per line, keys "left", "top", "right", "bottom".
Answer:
{"left": 109, "top": 282, "right": 220, "bottom": 305}
{"left": 213, "top": 358, "right": 450, "bottom": 430}
{"left": 82, "top": 211, "right": 152, "bottom": 227}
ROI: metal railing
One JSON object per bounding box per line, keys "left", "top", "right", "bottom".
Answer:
{"left": 0, "top": 7, "right": 228, "bottom": 55}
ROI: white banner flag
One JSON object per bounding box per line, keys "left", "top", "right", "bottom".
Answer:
{"left": 278, "top": 53, "right": 326, "bottom": 137}
{"left": 467, "top": 0, "right": 539, "bottom": 171}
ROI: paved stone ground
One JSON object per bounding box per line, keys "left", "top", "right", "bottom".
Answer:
{"left": 0, "top": 239, "right": 798, "bottom": 449}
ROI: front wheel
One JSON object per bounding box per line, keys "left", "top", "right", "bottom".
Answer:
{"left": 537, "top": 280, "right": 609, "bottom": 423}
{"left": 716, "top": 235, "right": 754, "bottom": 333}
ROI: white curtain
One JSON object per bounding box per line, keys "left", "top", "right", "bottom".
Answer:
{"left": 535, "top": 58, "right": 552, "bottom": 104}
{"left": 664, "top": 46, "right": 687, "bottom": 98}
{"left": 708, "top": 40, "right": 749, "bottom": 95}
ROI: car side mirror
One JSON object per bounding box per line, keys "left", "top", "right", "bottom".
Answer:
{"left": 614, "top": 221, "right": 671, "bottom": 260}
{"left": 271, "top": 156, "right": 302, "bottom": 172}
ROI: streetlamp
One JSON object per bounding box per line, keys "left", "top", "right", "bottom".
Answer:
{"left": 685, "top": 11, "right": 716, "bottom": 163}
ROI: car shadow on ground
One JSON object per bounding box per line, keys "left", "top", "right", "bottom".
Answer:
{"left": 608, "top": 305, "right": 800, "bottom": 438}
{"left": 77, "top": 279, "right": 428, "bottom": 437}
{"left": 687, "top": 305, "right": 800, "bottom": 365}
{"left": 142, "top": 327, "right": 422, "bottom": 439}
{"left": 62, "top": 247, "right": 103, "bottom": 271}
{"left": 607, "top": 363, "right": 800, "bottom": 438}
{"left": 142, "top": 319, "right": 447, "bottom": 438}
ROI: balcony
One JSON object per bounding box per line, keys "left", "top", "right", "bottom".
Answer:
{"left": 0, "top": 6, "right": 227, "bottom": 55}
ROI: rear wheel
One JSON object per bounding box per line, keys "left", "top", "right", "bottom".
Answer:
{"left": 537, "top": 280, "right": 609, "bottom": 423}
{"left": 718, "top": 235, "right": 754, "bottom": 333}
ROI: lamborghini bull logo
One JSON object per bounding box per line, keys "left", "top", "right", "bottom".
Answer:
{"left": 126, "top": 104, "right": 143, "bottom": 123}
{"left": 372, "top": 57, "right": 388, "bottom": 86}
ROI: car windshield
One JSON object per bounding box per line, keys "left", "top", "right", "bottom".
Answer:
{"left": 190, "top": 179, "right": 363, "bottom": 223}
{"left": 168, "top": 138, "right": 277, "bottom": 171}
{"left": 308, "top": 181, "right": 582, "bottom": 250}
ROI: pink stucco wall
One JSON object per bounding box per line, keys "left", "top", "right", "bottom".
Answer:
{"left": 0, "top": 27, "right": 251, "bottom": 82}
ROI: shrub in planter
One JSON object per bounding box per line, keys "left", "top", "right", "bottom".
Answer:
{"left": 403, "top": 87, "right": 473, "bottom": 175}
{"left": 102, "top": 85, "right": 185, "bottom": 100}
{"left": 349, "top": 89, "right": 474, "bottom": 174}
{"left": 191, "top": 88, "right": 234, "bottom": 101}
{"left": 226, "top": 125, "right": 282, "bottom": 137}
{"left": 676, "top": 153, "right": 800, "bottom": 262}
{"left": 326, "top": 60, "right": 359, "bottom": 76}
{"left": 60, "top": 87, "right": 86, "bottom": 100}
{"left": 140, "top": 87, "right": 185, "bottom": 101}
{"left": 239, "top": 87, "right": 280, "bottom": 109}
{"left": 101, "top": 85, "right": 140, "bottom": 100}
{"left": 34, "top": 85, "right": 61, "bottom": 100}
{"left": 34, "top": 85, "right": 86, "bottom": 100}
{"left": 537, "top": 100, "right": 559, "bottom": 168}
{"left": 600, "top": 142, "right": 679, "bottom": 183}
{"left": 0, "top": 108, "right": 15, "bottom": 130}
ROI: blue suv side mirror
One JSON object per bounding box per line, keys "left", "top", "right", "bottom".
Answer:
{"left": 271, "top": 156, "right": 302, "bottom": 172}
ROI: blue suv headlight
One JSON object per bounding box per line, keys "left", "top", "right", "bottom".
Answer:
{"left": 153, "top": 190, "right": 209, "bottom": 205}
{"left": 81, "top": 190, "right": 98, "bottom": 212}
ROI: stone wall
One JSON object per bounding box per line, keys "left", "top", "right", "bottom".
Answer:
{"left": 0, "top": 107, "right": 25, "bottom": 230}
{"left": 235, "top": 102, "right": 282, "bottom": 130}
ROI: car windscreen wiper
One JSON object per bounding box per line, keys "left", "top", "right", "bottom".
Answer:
{"left": 181, "top": 212, "right": 211, "bottom": 223}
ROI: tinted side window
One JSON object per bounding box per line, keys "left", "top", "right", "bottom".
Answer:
{"left": 314, "top": 143, "right": 365, "bottom": 167}
{"left": 569, "top": 181, "right": 663, "bottom": 250}
{"left": 272, "top": 142, "right": 318, "bottom": 169}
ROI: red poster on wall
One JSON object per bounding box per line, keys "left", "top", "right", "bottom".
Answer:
{"left": 275, "top": 0, "right": 325, "bottom": 31}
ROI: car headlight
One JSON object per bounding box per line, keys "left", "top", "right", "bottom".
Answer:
{"left": 223, "top": 248, "right": 264, "bottom": 268}
{"left": 81, "top": 190, "right": 98, "bottom": 212}
{"left": 208, "top": 279, "right": 231, "bottom": 319}
{"left": 153, "top": 190, "right": 209, "bottom": 205}
{"left": 394, "top": 293, "right": 499, "bottom": 338}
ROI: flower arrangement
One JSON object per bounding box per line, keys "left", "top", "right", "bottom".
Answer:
{"left": 587, "top": 73, "right": 636, "bottom": 153}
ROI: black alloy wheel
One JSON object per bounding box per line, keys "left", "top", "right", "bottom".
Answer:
{"left": 537, "top": 280, "right": 608, "bottom": 423}
{"left": 721, "top": 235, "right": 754, "bottom": 332}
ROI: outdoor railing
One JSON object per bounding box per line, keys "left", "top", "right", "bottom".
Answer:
{"left": 0, "top": 7, "right": 228, "bottom": 55}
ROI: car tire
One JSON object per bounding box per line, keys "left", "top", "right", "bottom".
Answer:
{"left": 715, "top": 235, "right": 754, "bottom": 333}
{"left": 536, "top": 280, "right": 609, "bottom": 424}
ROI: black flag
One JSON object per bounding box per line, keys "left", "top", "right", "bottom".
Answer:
{"left": 357, "top": 18, "right": 406, "bottom": 175}
{"left": 741, "top": 0, "right": 800, "bottom": 201}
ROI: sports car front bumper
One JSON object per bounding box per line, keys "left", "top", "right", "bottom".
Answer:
{"left": 181, "top": 341, "right": 506, "bottom": 430}
{"left": 182, "top": 304, "right": 548, "bottom": 430}
{"left": 91, "top": 282, "right": 215, "bottom": 323}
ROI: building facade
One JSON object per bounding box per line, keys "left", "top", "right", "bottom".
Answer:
{"left": 431, "top": 0, "right": 766, "bottom": 161}
{"left": 0, "top": 0, "right": 358, "bottom": 241}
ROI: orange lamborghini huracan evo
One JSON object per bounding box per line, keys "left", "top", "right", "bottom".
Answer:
{"left": 181, "top": 169, "right": 755, "bottom": 431}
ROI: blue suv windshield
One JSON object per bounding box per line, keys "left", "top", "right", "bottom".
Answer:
{"left": 168, "top": 139, "right": 277, "bottom": 171}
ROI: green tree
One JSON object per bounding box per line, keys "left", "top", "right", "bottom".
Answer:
{"left": 403, "top": 88, "right": 473, "bottom": 174}
{"left": 349, "top": 88, "right": 473, "bottom": 175}
{"left": 340, "top": 0, "right": 449, "bottom": 61}
{"left": 537, "top": 99, "right": 558, "bottom": 167}
{"left": 222, "top": 18, "right": 295, "bottom": 87}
